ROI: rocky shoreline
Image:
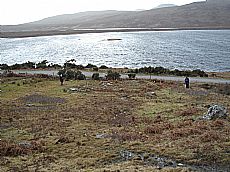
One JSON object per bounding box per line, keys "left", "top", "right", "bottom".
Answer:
{"left": 1, "top": 27, "right": 230, "bottom": 38}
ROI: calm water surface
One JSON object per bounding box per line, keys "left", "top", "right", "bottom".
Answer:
{"left": 0, "top": 30, "right": 230, "bottom": 72}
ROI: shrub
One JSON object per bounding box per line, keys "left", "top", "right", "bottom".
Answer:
{"left": 92, "top": 73, "right": 100, "bottom": 80}
{"left": 64, "top": 62, "right": 78, "bottom": 69}
{"left": 129, "top": 66, "right": 208, "bottom": 77}
{"left": 58, "top": 70, "right": 86, "bottom": 80}
{"left": 36, "top": 60, "right": 48, "bottom": 69}
{"left": 75, "top": 71, "right": 86, "bottom": 80}
{"left": 0, "top": 64, "right": 9, "bottom": 70}
{"left": 85, "top": 63, "right": 97, "bottom": 69}
{"left": 128, "top": 73, "right": 136, "bottom": 79}
{"left": 76, "top": 65, "right": 85, "bottom": 70}
{"left": 192, "top": 69, "right": 208, "bottom": 77}
{"left": 93, "top": 67, "right": 99, "bottom": 71}
{"left": 48, "top": 63, "right": 62, "bottom": 69}
{"left": 66, "top": 70, "right": 76, "bottom": 80}
{"left": 99, "top": 65, "right": 109, "bottom": 69}
{"left": 106, "top": 70, "right": 120, "bottom": 80}
{"left": 25, "top": 61, "right": 36, "bottom": 69}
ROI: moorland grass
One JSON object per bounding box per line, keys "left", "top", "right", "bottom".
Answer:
{"left": 0, "top": 77, "right": 229, "bottom": 171}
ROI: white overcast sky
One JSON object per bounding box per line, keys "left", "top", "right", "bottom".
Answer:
{"left": 0, "top": 0, "right": 204, "bottom": 25}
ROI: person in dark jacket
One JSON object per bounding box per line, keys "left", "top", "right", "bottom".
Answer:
{"left": 59, "top": 74, "right": 64, "bottom": 85}
{"left": 185, "top": 77, "right": 190, "bottom": 88}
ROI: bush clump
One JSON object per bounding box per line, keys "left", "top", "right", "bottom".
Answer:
{"left": 92, "top": 73, "right": 100, "bottom": 80}
{"left": 75, "top": 71, "right": 86, "bottom": 80}
{"left": 128, "top": 66, "right": 208, "bottom": 77}
{"left": 128, "top": 73, "right": 136, "bottom": 79}
{"left": 85, "top": 63, "right": 98, "bottom": 69}
{"left": 93, "top": 67, "right": 99, "bottom": 71}
{"left": 106, "top": 70, "right": 121, "bottom": 80}
{"left": 58, "top": 69, "right": 86, "bottom": 80}
{"left": 1, "top": 61, "right": 62, "bottom": 70}
{"left": 36, "top": 60, "right": 48, "bottom": 69}
{"left": 99, "top": 65, "right": 109, "bottom": 69}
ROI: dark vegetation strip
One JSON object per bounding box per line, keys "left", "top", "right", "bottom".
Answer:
{"left": 0, "top": 60, "right": 208, "bottom": 77}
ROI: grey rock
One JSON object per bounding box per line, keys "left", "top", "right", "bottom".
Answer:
{"left": 68, "top": 87, "right": 90, "bottom": 93}
{"left": 96, "top": 133, "right": 109, "bottom": 139}
{"left": 120, "top": 150, "right": 135, "bottom": 160}
{"left": 145, "top": 92, "right": 157, "bottom": 98}
{"left": 26, "top": 104, "right": 35, "bottom": 107}
{"left": 18, "top": 141, "right": 32, "bottom": 149}
{"left": 69, "top": 88, "right": 79, "bottom": 92}
{"left": 202, "top": 105, "right": 228, "bottom": 120}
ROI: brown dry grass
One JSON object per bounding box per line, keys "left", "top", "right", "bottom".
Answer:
{"left": 0, "top": 140, "right": 44, "bottom": 157}
{"left": 0, "top": 77, "right": 229, "bottom": 171}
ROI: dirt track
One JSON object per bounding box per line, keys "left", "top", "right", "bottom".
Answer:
{"left": 3, "top": 70, "right": 230, "bottom": 84}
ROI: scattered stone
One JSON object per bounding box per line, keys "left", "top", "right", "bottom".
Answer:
{"left": 145, "top": 92, "right": 157, "bottom": 98}
{"left": 201, "top": 105, "right": 229, "bottom": 120}
{"left": 177, "top": 163, "right": 184, "bottom": 166}
{"left": 26, "top": 104, "right": 35, "bottom": 107}
{"left": 100, "top": 82, "right": 113, "bottom": 87}
{"left": 68, "top": 87, "right": 90, "bottom": 93}
{"left": 96, "top": 134, "right": 110, "bottom": 139}
{"left": 119, "top": 150, "right": 178, "bottom": 169}
{"left": 69, "top": 88, "right": 79, "bottom": 92}
{"left": 149, "top": 155, "right": 177, "bottom": 169}
{"left": 120, "top": 150, "right": 135, "bottom": 160}
{"left": 18, "top": 141, "right": 32, "bottom": 149}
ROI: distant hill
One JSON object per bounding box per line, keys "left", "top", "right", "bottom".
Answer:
{"left": 1, "top": 1, "right": 230, "bottom": 35}
{"left": 154, "top": 4, "right": 177, "bottom": 9}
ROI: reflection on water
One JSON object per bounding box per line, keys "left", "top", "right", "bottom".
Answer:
{"left": 0, "top": 30, "right": 230, "bottom": 72}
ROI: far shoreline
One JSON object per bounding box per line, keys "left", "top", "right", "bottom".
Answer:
{"left": 1, "top": 27, "right": 230, "bottom": 38}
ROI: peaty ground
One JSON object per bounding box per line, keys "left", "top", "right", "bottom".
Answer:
{"left": 0, "top": 77, "right": 229, "bottom": 171}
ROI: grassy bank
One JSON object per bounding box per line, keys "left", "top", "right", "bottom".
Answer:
{"left": 0, "top": 77, "right": 229, "bottom": 171}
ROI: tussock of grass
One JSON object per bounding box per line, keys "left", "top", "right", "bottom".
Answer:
{"left": 0, "top": 140, "right": 45, "bottom": 157}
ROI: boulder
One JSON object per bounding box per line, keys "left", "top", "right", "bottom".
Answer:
{"left": 202, "top": 105, "right": 228, "bottom": 120}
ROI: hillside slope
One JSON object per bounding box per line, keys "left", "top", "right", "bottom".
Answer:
{"left": 1, "top": 1, "right": 230, "bottom": 34}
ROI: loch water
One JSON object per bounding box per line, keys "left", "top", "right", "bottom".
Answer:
{"left": 1, "top": 30, "right": 230, "bottom": 72}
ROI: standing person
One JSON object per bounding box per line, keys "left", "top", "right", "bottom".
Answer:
{"left": 59, "top": 74, "right": 64, "bottom": 85}
{"left": 185, "top": 77, "right": 190, "bottom": 88}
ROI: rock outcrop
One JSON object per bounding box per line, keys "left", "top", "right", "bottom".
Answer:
{"left": 202, "top": 105, "right": 229, "bottom": 120}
